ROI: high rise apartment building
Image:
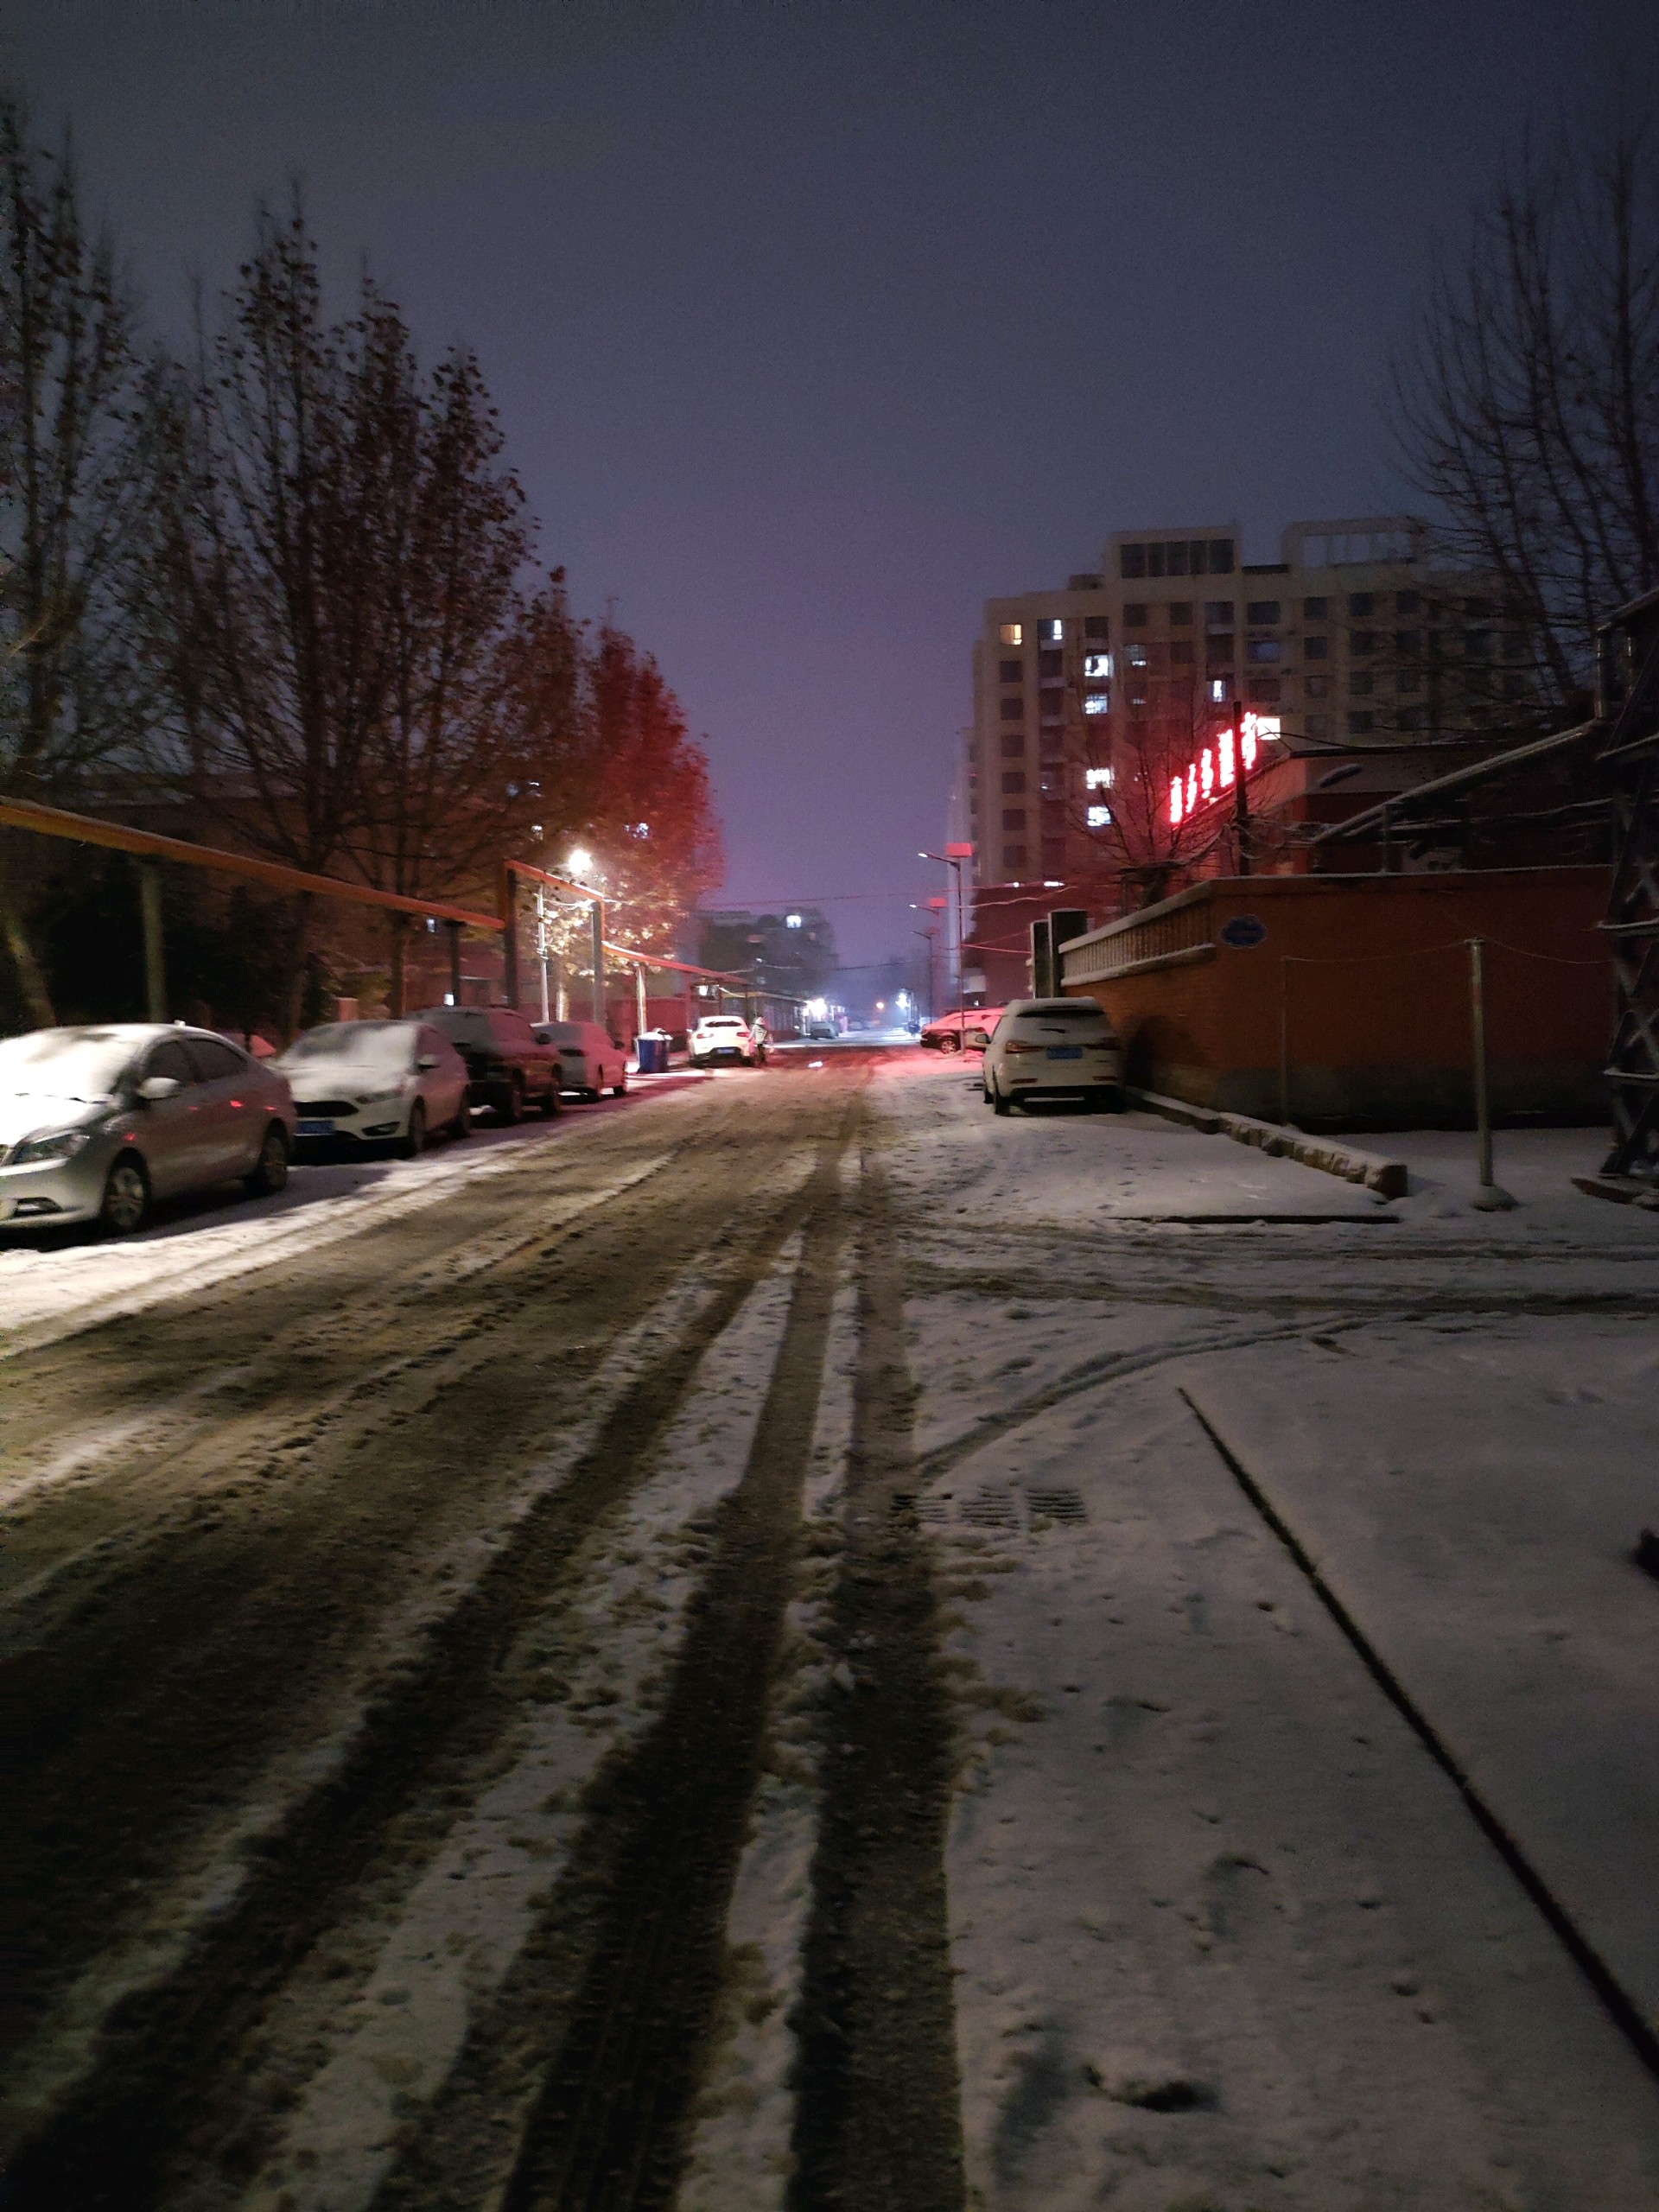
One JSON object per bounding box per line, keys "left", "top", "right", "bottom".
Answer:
{"left": 969, "top": 518, "right": 1528, "bottom": 890}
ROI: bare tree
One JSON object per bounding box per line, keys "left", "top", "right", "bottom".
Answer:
{"left": 0, "top": 94, "right": 153, "bottom": 1020}
{"left": 1394, "top": 127, "right": 1659, "bottom": 720}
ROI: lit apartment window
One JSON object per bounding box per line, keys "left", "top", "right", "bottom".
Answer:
{"left": 1247, "top": 639, "right": 1281, "bottom": 664}
{"left": 999, "top": 658, "right": 1023, "bottom": 683}
{"left": 999, "top": 623, "right": 1023, "bottom": 645}
{"left": 1086, "top": 804, "right": 1112, "bottom": 829}
{"left": 1304, "top": 636, "right": 1329, "bottom": 659}
{"left": 1084, "top": 766, "right": 1114, "bottom": 789}
{"left": 1041, "top": 618, "right": 1063, "bottom": 643}
{"left": 1084, "top": 652, "right": 1111, "bottom": 678}
{"left": 1210, "top": 677, "right": 1231, "bottom": 703}
{"left": 1246, "top": 600, "right": 1281, "bottom": 624}
{"left": 1000, "top": 732, "right": 1025, "bottom": 758}
{"left": 1304, "top": 596, "right": 1327, "bottom": 620}
{"left": 1001, "top": 771, "right": 1027, "bottom": 794}
{"left": 1126, "top": 643, "right": 1148, "bottom": 666}
{"left": 1084, "top": 694, "right": 1109, "bottom": 715}
{"left": 999, "top": 697, "right": 1023, "bottom": 720}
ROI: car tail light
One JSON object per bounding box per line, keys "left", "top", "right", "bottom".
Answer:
{"left": 1004, "top": 1040, "right": 1042, "bottom": 1055}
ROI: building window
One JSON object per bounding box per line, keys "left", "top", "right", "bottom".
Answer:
{"left": 1303, "top": 595, "right": 1327, "bottom": 620}
{"left": 1349, "top": 671, "right": 1374, "bottom": 696}
{"left": 1084, "top": 614, "right": 1109, "bottom": 640}
{"left": 1086, "top": 804, "right": 1112, "bottom": 829}
{"left": 999, "top": 696, "right": 1023, "bottom": 720}
{"left": 1168, "top": 601, "right": 1193, "bottom": 625}
{"left": 1395, "top": 628, "right": 1421, "bottom": 655}
{"left": 998, "top": 658, "right": 1023, "bottom": 683}
{"left": 1208, "top": 539, "right": 1235, "bottom": 573}
{"left": 1165, "top": 639, "right": 1190, "bottom": 665}
{"left": 1083, "top": 652, "right": 1111, "bottom": 679}
{"left": 1306, "top": 674, "right": 1329, "bottom": 698}
{"left": 1123, "top": 603, "right": 1148, "bottom": 627}
{"left": 1398, "top": 704, "right": 1428, "bottom": 731}
{"left": 1084, "top": 694, "right": 1109, "bottom": 715}
{"left": 1247, "top": 639, "right": 1281, "bottom": 664}
{"left": 1205, "top": 636, "right": 1235, "bottom": 666}
{"left": 1304, "top": 635, "right": 1329, "bottom": 660}
{"left": 1396, "top": 668, "right": 1421, "bottom": 694}
{"left": 1038, "top": 647, "right": 1063, "bottom": 677}
{"left": 1246, "top": 599, "right": 1281, "bottom": 624}
{"left": 1125, "top": 643, "right": 1148, "bottom": 666}
{"left": 1204, "top": 600, "right": 1234, "bottom": 627}
{"left": 1464, "top": 596, "right": 1493, "bottom": 619}
{"left": 1210, "top": 677, "right": 1232, "bottom": 703}
{"left": 1001, "top": 771, "right": 1026, "bottom": 794}
{"left": 1503, "top": 671, "right": 1529, "bottom": 701}
{"left": 1347, "top": 710, "right": 1376, "bottom": 735}
{"left": 1041, "top": 618, "right": 1064, "bottom": 643}
{"left": 1348, "top": 592, "right": 1374, "bottom": 618}
{"left": 1000, "top": 732, "right": 1024, "bottom": 758}
{"left": 1084, "top": 766, "right": 1114, "bottom": 789}
{"left": 1001, "top": 808, "right": 1027, "bottom": 831}
{"left": 1396, "top": 589, "right": 1421, "bottom": 616}
{"left": 1351, "top": 630, "right": 1376, "bottom": 655}
{"left": 1120, "top": 543, "right": 1147, "bottom": 579}
{"left": 1004, "top": 843, "right": 1027, "bottom": 868}
{"left": 1249, "top": 677, "right": 1281, "bottom": 703}
{"left": 998, "top": 623, "right": 1023, "bottom": 645}
{"left": 1463, "top": 629, "right": 1492, "bottom": 659}
{"left": 1039, "top": 690, "right": 1064, "bottom": 721}
{"left": 1306, "top": 714, "right": 1330, "bottom": 738}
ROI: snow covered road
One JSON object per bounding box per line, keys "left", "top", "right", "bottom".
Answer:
{"left": 3, "top": 1046, "right": 1658, "bottom": 2209}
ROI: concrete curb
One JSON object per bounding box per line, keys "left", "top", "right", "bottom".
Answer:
{"left": 1128, "top": 1088, "right": 1409, "bottom": 1199}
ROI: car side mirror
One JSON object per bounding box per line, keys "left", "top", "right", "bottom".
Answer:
{"left": 964, "top": 1029, "right": 989, "bottom": 1050}
{"left": 137, "top": 1074, "right": 182, "bottom": 1101}
{"left": 416, "top": 1054, "right": 441, "bottom": 1071}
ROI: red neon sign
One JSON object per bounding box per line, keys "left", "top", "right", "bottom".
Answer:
{"left": 1168, "top": 713, "right": 1280, "bottom": 828}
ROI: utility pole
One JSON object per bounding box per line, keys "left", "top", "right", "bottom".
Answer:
{"left": 590, "top": 897, "right": 605, "bottom": 1027}
{"left": 1231, "top": 697, "right": 1251, "bottom": 877}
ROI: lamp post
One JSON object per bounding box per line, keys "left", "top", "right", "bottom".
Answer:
{"left": 919, "top": 846, "right": 970, "bottom": 1027}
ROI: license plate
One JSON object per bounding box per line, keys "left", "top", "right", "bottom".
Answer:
{"left": 1046, "top": 1046, "right": 1083, "bottom": 1060}
{"left": 296, "top": 1118, "right": 335, "bottom": 1135}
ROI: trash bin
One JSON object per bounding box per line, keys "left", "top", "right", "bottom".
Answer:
{"left": 636, "top": 1031, "right": 670, "bottom": 1074}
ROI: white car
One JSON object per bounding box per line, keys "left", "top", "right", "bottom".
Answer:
{"left": 278, "top": 1020, "right": 472, "bottom": 1156}
{"left": 982, "top": 998, "right": 1122, "bottom": 1114}
{"left": 922, "top": 1006, "right": 1007, "bottom": 1055}
{"left": 690, "top": 1014, "right": 764, "bottom": 1066}
{"left": 533, "top": 1020, "right": 628, "bottom": 1100}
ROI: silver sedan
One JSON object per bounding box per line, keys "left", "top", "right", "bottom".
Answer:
{"left": 0, "top": 1024, "right": 296, "bottom": 1236}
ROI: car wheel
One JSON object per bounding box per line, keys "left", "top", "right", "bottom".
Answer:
{"left": 399, "top": 1101, "right": 427, "bottom": 1159}
{"left": 539, "top": 1079, "right": 561, "bottom": 1117}
{"left": 992, "top": 1081, "right": 1011, "bottom": 1116}
{"left": 938, "top": 1032, "right": 962, "bottom": 1055}
{"left": 499, "top": 1076, "right": 524, "bottom": 1125}
{"left": 243, "top": 1123, "right": 289, "bottom": 1197}
{"left": 612, "top": 1075, "right": 628, "bottom": 1096}
{"left": 449, "top": 1096, "right": 472, "bottom": 1140}
{"left": 982, "top": 1083, "right": 993, "bottom": 1105}
{"left": 99, "top": 1154, "right": 150, "bottom": 1235}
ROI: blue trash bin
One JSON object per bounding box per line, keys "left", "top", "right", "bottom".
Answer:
{"left": 637, "top": 1032, "right": 669, "bottom": 1074}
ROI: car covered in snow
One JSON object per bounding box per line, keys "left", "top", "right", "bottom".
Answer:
{"left": 690, "top": 1014, "right": 765, "bottom": 1067}
{"left": 532, "top": 1020, "right": 629, "bottom": 1100}
{"left": 982, "top": 998, "right": 1122, "bottom": 1113}
{"left": 278, "top": 1020, "right": 472, "bottom": 1156}
{"left": 0, "top": 1023, "right": 295, "bottom": 1235}
{"left": 921, "top": 1006, "right": 1006, "bottom": 1055}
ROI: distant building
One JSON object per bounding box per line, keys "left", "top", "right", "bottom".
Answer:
{"left": 969, "top": 518, "right": 1537, "bottom": 896}
{"left": 696, "top": 905, "right": 837, "bottom": 1000}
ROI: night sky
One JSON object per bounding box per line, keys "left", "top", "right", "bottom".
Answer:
{"left": 5, "top": 1, "right": 1645, "bottom": 967}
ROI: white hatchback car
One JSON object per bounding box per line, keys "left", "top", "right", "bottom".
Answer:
{"left": 533, "top": 1020, "right": 628, "bottom": 1100}
{"left": 690, "top": 1014, "right": 764, "bottom": 1067}
{"left": 982, "top": 998, "right": 1122, "bottom": 1113}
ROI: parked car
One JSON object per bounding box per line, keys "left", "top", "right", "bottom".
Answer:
{"left": 411, "top": 1005, "right": 562, "bottom": 1122}
{"left": 278, "top": 1020, "right": 471, "bottom": 1156}
{"left": 0, "top": 1023, "right": 295, "bottom": 1236}
{"left": 690, "top": 1014, "right": 765, "bottom": 1067}
{"left": 982, "top": 998, "right": 1122, "bottom": 1114}
{"left": 921, "top": 1006, "right": 1007, "bottom": 1055}
{"left": 531, "top": 1020, "right": 629, "bottom": 1100}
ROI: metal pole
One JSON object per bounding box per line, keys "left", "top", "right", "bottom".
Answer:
{"left": 1231, "top": 697, "right": 1250, "bottom": 877}
{"left": 448, "top": 918, "right": 463, "bottom": 1005}
{"left": 138, "top": 861, "right": 166, "bottom": 1022}
{"left": 634, "top": 959, "right": 647, "bottom": 1041}
{"left": 1468, "top": 937, "right": 1515, "bottom": 1210}
{"left": 537, "top": 891, "right": 550, "bottom": 1022}
{"left": 499, "top": 864, "right": 519, "bottom": 1008}
{"left": 952, "top": 858, "right": 964, "bottom": 1025}
{"left": 590, "top": 897, "right": 605, "bottom": 1026}
{"left": 1278, "top": 957, "right": 1290, "bottom": 1126}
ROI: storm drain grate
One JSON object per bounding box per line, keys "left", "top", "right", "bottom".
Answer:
{"left": 1026, "top": 1486, "right": 1087, "bottom": 1524}
{"left": 962, "top": 1484, "right": 1020, "bottom": 1529}
{"left": 889, "top": 1491, "right": 950, "bottom": 1527}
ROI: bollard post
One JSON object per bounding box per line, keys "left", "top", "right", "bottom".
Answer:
{"left": 138, "top": 861, "right": 166, "bottom": 1021}
{"left": 1468, "top": 937, "right": 1516, "bottom": 1210}
{"left": 447, "top": 918, "right": 463, "bottom": 1005}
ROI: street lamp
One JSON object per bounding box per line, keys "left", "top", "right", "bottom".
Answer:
{"left": 919, "top": 846, "right": 971, "bottom": 1028}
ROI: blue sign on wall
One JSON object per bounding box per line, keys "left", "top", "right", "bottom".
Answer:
{"left": 1219, "top": 914, "right": 1268, "bottom": 949}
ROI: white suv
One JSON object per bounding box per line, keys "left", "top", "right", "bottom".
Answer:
{"left": 690, "top": 1014, "right": 764, "bottom": 1067}
{"left": 982, "top": 998, "right": 1122, "bottom": 1113}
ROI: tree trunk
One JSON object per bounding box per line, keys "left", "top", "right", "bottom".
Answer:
{"left": 280, "top": 891, "right": 315, "bottom": 1044}
{"left": 0, "top": 838, "right": 57, "bottom": 1028}
{"left": 388, "top": 911, "right": 409, "bottom": 1018}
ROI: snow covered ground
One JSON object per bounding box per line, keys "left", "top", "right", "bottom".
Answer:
{"left": 873, "top": 1054, "right": 1659, "bottom": 2208}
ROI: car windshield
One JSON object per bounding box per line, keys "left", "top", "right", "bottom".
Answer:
{"left": 1015, "top": 1005, "right": 1106, "bottom": 1021}
{"left": 0, "top": 1028, "right": 139, "bottom": 1099}
{"left": 539, "top": 1022, "right": 583, "bottom": 1047}
{"left": 280, "top": 1022, "right": 416, "bottom": 1069}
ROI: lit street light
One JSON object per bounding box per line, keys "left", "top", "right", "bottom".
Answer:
{"left": 918, "top": 846, "right": 971, "bottom": 1030}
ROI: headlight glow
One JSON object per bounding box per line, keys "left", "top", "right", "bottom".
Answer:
{"left": 11, "top": 1127, "right": 95, "bottom": 1165}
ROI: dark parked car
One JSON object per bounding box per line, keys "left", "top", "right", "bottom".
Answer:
{"left": 412, "top": 1006, "right": 562, "bottom": 1122}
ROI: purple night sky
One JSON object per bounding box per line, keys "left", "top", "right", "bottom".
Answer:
{"left": 6, "top": 1, "right": 1644, "bottom": 966}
